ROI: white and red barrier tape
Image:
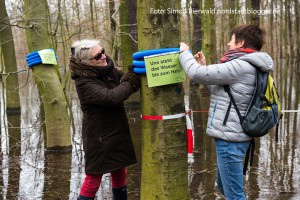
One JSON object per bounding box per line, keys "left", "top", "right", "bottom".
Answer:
{"left": 141, "top": 110, "right": 194, "bottom": 157}
{"left": 141, "top": 111, "right": 190, "bottom": 121}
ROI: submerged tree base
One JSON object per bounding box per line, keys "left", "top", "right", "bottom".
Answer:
{"left": 6, "top": 107, "right": 21, "bottom": 115}
{"left": 46, "top": 145, "right": 72, "bottom": 154}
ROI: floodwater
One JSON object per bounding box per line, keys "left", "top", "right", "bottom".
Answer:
{"left": 0, "top": 82, "right": 300, "bottom": 200}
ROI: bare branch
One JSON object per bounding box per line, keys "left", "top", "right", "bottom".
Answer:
{"left": 118, "top": 32, "right": 138, "bottom": 43}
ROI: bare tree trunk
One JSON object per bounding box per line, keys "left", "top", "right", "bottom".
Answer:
{"left": 24, "top": 0, "right": 71, "bottom": 151}
{"left": 89, "top": 0, "right": 96, "bottom": 38}
{"left": 269, "top": 0, "right": 274, "bottom": 58}
{"left": 210, "top": 0, "right": 217, "bottom": 63}
{"left": 74, "top": 0, "right": 82, "bottom": 40}
{"left": 279, "top": 0, "right": 284, "bottom": 97}
{"left": 293, "top": 19, "right": 299, "bottom": 131}
{"left": 202, "top": 0, "right": 212, "bottom": 64}
{"left": 109, "top": 0, "right": 118, "bottom": 61}
{"left": 120, "top": 0, "right": 137, "bottom": 68}
{"left": 137, "top": 0, "right": 190, "bottom": 198}
{"left": 0, "top": 0, "right": 21, "bottom": 113}
{"left": 228, "top": 0, "right": 238, "bottom": 31}
{"left": 287, "top": 0, "right": 294, "bottom": 111}
{"left": 111, "top": 1, "right": 121, "bottom": 65}
{"left": 220, "top": 1, "right": 225, "bottom": 56}
{"left": 0, "top": 1, "right": 21, "bottom": 198}
{"left": 191, "top": 0, "right": 202, "bottom": 53}
{"left": 283, "top": 0, "right": 289, "bottom": 110}
{"left": 250, "top": 0, "right": 260, "bottom": 25}
{"left": 246, "top": 0, "right": 251, "bottom": 24}
{"left": 274, "top": 0, "right": 279, "bottom": 82}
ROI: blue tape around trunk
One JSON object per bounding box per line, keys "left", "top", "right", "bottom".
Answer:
{"left": 133, "top": 68, "right": 146, "bottom": 74}
{"left": 28, "top": 60, "right": 43, "bottom": 67}
{"left": 26, "top": 49, "right": 58, "bottom": 68}
{"left": 132, "top": 60, "right": 145, "bottom": 68}
{"left": 132, "top": 48, "right": 180, "bottom": 60}
{"left": 26, "top": 55, "right": 41, "bottom": 61}
{"left": 26, "top": 51, "right": 39, "bottom": 58}
{"left": 131, "top": 48, "right": 181, "bottom": 74}
{"left": 27, "top": 58, "right": 42, "bottom": 63}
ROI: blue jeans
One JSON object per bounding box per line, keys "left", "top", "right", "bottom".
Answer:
{"left": 215, "top": 139, "right": 250, "bottom": 200}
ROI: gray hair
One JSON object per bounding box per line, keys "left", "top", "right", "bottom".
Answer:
{"left": 71, "top": 39, "right": 101, "bottom": 63}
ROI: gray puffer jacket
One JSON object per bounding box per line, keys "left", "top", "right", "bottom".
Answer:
{"left": 179, "top": 50, "right": 274, "bottom": 142}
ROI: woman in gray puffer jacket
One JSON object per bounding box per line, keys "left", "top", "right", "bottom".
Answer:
{"left": 179, "top": 25, "right": 274, "bottom": 200}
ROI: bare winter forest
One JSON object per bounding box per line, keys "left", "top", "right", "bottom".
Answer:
{"left": 0, "top": 0, "right": 299, "bottom": 199}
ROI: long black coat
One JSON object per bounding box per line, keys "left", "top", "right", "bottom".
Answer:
{"left": 70, "top": 57, "right": 137, "bottom": 175}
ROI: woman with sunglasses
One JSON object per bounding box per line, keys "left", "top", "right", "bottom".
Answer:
{"left": 69, "top": 40, "right": 140, "bottom": 200}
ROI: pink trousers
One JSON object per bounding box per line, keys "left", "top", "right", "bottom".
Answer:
{"left": 80, "top": 167, "right": 127, "bottom": 197}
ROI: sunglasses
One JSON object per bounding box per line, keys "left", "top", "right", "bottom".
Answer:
{"left": 90, "top": 48, "right": 105, "bottom": 60}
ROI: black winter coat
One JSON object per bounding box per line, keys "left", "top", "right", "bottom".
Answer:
{"left": 70, "top": 57, "right": 137, "bottom": 174}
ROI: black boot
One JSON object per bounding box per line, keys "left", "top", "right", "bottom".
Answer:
{"left": 77, "top": 195, "right": 95, "bottom": 200}
{"left": 112, "top": 185, "right": 127, "bottom": 200}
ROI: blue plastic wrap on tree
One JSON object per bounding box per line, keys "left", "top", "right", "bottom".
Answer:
{"left": 132, "top": 60, "right": 145, "bottom": 68}
{"left": 133, "top": 68, "right": 146, "bottom": 74}
{"left": 28, "top": 60, "right": 42, "bottom": 67}
{"left": 132, "top": 48, "right": 180, "bottom": 60}
{"left": 26, "top": 49, "right": 58, "bottom": 68}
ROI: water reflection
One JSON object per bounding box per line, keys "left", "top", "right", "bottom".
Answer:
{"left": 19, "top": 84, "right": 44, "bottom": 199}
{"left": 0, "top": 83, "right": 299, "bottom": 199}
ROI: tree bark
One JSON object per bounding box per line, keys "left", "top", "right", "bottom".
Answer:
{"left": 210, "top": 0, "right": 217, "bottom": 63}
{"left": 293, "top": 0, "right": 299, "bottom": 130}
{"left": 0, "top": 0, "right": 21, "bottom": 112}
{"left": 24, "top": 0, "right": 71, "bottom": 151}
{"left": 191, "top": 0, "right": 202, "bottom": 53}
{"left": 287, "top": 0, "right": 294, "bottom": 111}
{"left": 283, "top": 0, "right": 289, "bottom": 110}
{"left": 137, "top": 0, "right": 190, "bottom": 199}
{"left": 250, "top": 0, "right": 260, "bottom": 26}
{"left": 89, "top": 0, "right": 96, "bottom": 38}
{"left": 0, "top": 1, "right": 22, "bottom": 198}
{"left": 202, "top": 0, "right": 212, "bottom": 64}
{"left": 228, "top": 0, "right": 238, "bottom": 31}
{"left": 120, "top": 0, "right": 137, "bottom": 68}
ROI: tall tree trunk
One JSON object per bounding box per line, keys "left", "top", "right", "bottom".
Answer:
{"left": 137, "top": 0, "right": 190, "bottom": 199}
{"left": 74, "top": 0, "right": 82, "bottom": 40}
{"left": 287, "top": 0, "right": 294, "bottom": 111}
{"left": 191, "top": 0, "right": 202, "bottom": 53}
{"left": 210, "top": 0, "right": 217, "bottom": 63}
{"left": 0, "top": 0, "right": 21, "bottom": 198}
{"left": 89, "top": 0, "right": 96, "bottom": 38}
{"left": 120, "top": 0, "right": 137, "bottom": 68}
{"left": 23, "top": 0, "right": 71, "bottom": 151}
{"left": 228, "top": 0, "right": 238, "bottom": 31}
{"left": 245, "top": 0, "right": 251, "bottom": 24}
{"left": 111, "top": 1, "right": 121, "bottom": 64}
{"left": 109, "top": 0, "right": 118, "bottom": 61}
{"left": 220, "top": 1, "right": 225, "bottom": 56}
{"left": 202, "top": 0, "right": 212, "bottom": 64}
{"left": 279, "top": 0, "right": 284, "bottom": 96}
{"left": 283, "top": 0, "right": 289, "bottom": 111}
{"left": 275, "top": 0, "right": 279, "bottom": 82}
{"left": 119, "top": 0, "right": 139, "bottom": 104}
{"left": 250, "top": 0, "right": 260, "bottom": 26}
{"left": 294, "top": 0, "right": 300, "bottom": 114}
{"left": 269, "top": 0, "right": 274, "bottom": 58}
{"left": 0, "top": 0, "right": 20, "bottom": 113}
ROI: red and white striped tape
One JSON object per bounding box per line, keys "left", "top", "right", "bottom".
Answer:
{"left": 141, "top": 111, "right": 190, "bottom": 121}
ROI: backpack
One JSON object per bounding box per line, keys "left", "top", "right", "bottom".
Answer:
{"left": 223, "top": 66, "right": 282, "bottom": 174}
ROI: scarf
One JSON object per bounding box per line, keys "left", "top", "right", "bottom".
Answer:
{"left": 220, "top": 48, "right": 256, "bottom": 63}
{"left": 68, "top": 55, "right": 115, "bottom": 77}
